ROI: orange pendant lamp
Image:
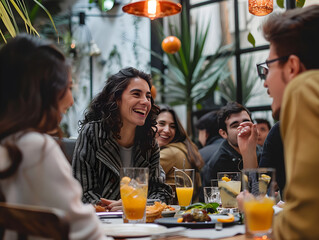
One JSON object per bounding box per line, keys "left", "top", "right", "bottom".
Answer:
{"left": 248, "top": 0, "right": 273, "bottom": 16}
{"left": 122, "top": 0, "right": 182, "bottom": 20}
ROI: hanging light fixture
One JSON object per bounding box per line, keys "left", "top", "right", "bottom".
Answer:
{"left": 122, "top": 0, "right": 182, "bottom": 20}
{"left": 248, "top": 0, "right": 273, "bottom": 16}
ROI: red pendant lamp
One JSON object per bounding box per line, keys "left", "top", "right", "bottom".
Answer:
{"left": 122, "top": 0, "right": 182, "bottom": 20}
{"left": 248, "top": 0, "right": 273, "bottom": 16}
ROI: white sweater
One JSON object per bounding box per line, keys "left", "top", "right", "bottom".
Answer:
{"left": 0, "top": 132, "right": 107, "bottom": 240}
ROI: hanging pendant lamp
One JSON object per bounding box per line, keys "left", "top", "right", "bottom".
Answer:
{"left": 122, "top": 0, "right": 182, "bottom": 20}
{"left": 248, "top": 0, "right": 273, "bottom": 16}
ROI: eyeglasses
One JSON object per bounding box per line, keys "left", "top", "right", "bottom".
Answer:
{"left": 256, "top": 56, "right": 289, "bottom": 80}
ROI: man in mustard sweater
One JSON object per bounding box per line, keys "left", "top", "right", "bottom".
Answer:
{"left": 238, "top": 5, "right": 319, "bottom": 239}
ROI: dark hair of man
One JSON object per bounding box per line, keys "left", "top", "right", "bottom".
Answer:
{"left": 255, "top": 118, "right": 271, "bottom": 131}
{"left": 217, "top": 101, "right": 251, "bottom": 132}
{"left": 158, "top": 106, "right": 204, "bottom": 170}
{"left": 0, "top": 34, "right": 70, "bottom": 185}
{"left": 263, "top": 4, "right": 319, "bottom": 69}
{"left": 80, "top": 67, "right": 160, "bottom": 152}
{"left": 195, "top": 111, "right": 219, "bottom": 143}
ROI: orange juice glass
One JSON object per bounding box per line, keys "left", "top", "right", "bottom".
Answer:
{"left": 244, "top": 196, "right": 275, "bottom": 232}
{"left": 176, "top": 187, "right": 193, "bottom": 207}
{"left": 242, "top": 168, "right": 276, "bottom": 239}
{"left": 174, "top": 169, "right": 194, "bottom": 208}
{"left": 120, "top": 167, "right": 149, "bottom": 223}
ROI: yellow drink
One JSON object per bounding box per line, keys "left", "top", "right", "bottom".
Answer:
{"left": 244, "top": 197, "right": 275, "bottom": 232}
{"left": 120, "top": 184, "right": 147, "bottom": 220}
{"left": 218, "top": 180, "right": 241, "bottom": 208}
{"left": 176, "top": 187, "right": 193, "bottom": 207}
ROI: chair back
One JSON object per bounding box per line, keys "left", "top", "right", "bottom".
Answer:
{"left": 0, "top": 202, "right": 69, "bottom": 240}
{"left": 60, "top": 138, "right": 76, "bottom": 164}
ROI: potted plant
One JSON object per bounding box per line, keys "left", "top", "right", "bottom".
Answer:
{"left": 152, "top": 9, "right": 233, "bottom": 136}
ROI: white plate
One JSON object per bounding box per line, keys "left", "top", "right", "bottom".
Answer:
{"left": 161, "top": 205, "right": 180, "bottom": 217}
{"left": 96, "top": 211, "right": 123, "bottom": 218}
{"left": 102, "top": 224, "right": 167, "bottom": 238}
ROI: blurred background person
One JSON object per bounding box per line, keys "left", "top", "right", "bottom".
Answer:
{"left": 255, "top": 118, "right": 271, "bottom": 147}
{"left": 156, "top": 105, "right": 204, "bottom": 203}
{"left": 72, "top": 67, "right": 173, "bottom": 210}
{"left": 195, "top": 110, "right": 223, "bottom": 164}
{"left": 0, "top": 34, "right": 107, "bottom": 240}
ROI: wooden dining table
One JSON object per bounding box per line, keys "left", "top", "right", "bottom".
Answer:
{"left": 102, "top": 216, "right": 246, "bottom": 240}
{"left": 154, "top": 235, "right": 245, "bottom": 240}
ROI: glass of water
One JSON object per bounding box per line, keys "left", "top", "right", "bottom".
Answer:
{"left": 203, "top": 186, "right": 221, "bottom": 204}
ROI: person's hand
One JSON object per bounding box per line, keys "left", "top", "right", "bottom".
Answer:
{"left": 237, "top": 122, "right": 258, "bottom": 153}
{"left": 237, "top": 122, "right": 258, "bottom": 168}
{"left": 100, "top": 198, "right": 123, "bottom": 212}
{"left": 236, "top": 191, "right": 245, "bottom": 212}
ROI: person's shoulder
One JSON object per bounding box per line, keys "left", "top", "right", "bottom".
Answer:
{"left": 81, "top": 120, "right": 103, "bottom": 132}
{"left": 161, "top": 142, "right": 187, "bottom": 155}
{"left": 79, "top": 120, "right": 107, "bottom": 139}
{"left": 288, "top": 70, "right": 319, "bottom": 92}
{"left": 19, "top": 132, "right": 55, "bottom": 147}
{"left": 18, "top": 132, "right": 61, "bottom": 160}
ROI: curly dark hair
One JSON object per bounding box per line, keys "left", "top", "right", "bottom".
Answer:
{"left": 79, "top": 67, "right": 160, "bottom": 152}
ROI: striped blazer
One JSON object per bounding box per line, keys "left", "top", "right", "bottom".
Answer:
{"left": 72, "top": 120, "right": 173, "bottom": 204}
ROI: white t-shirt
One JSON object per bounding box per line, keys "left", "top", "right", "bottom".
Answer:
{"left": 0, "top": 132, "right": 108, "bottom": 240}
{"left": 119, "top": 145, "right": 133, "bottom": 167}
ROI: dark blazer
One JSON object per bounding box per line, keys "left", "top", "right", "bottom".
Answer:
{"left": 72, "top": 120, "right": 173, "bottom": 204}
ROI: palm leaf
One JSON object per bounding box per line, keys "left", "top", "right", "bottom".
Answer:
{"left": 0, "top": 1, "right": 16, "bottom": 39}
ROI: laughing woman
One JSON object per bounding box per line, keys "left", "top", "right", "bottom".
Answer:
{"left": 72, "top": 67, "right": 173, "bottom": 210}
{"left": 156, "top": 106, "right": 204, "bottom": 202}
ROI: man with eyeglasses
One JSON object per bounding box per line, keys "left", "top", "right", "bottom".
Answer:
{"left": 237, "top": 5, "right": 319, "bottom": 239}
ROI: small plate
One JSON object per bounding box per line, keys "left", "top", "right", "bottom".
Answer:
{"left": 96, "top": 211, "right": 123, "bottom": 218}
{"left": 155, "top": 214, "right": 240, "bottom": 229}
{"left": 161, "top": 205, "right": 180, "bottom": 217}
{"left": 101, "top": 224, "right": 167, "bottom": 238}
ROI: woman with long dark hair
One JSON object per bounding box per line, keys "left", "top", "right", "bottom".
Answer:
{"left": 0, "top": 35, "right": 107, "bottom": 240}
{"left": 72, "top": 67, "right": 172, "bottom": 209}
{"left": 156, "top": 106, "right": 204, "bottom": 202}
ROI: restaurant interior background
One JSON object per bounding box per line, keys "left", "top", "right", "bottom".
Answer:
{"left": 4, "top": 0, "right": 319, "bottom": 138}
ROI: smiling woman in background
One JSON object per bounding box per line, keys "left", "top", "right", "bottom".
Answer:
{"left": 0, "top": 34, "right": 107, "bottom": 240}
{"left": 72, "top": 67, "right": 173, "bottom": 210}
{"left": 156, "top": 106, "right": 204, "bottom": 202}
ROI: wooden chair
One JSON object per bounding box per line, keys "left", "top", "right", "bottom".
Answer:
{"left": 0, "top": 202, "right": 69, "bottom": 240}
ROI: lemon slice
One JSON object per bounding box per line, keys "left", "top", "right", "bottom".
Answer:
{"left": 217, "top": 213, "right": 235, "bottom": 223}
{"left": 260, "top": 174, "right": 271, "bottom": 183}
{"left": 121, "top": 176, "right": 131, "bottom": 184}
{"left": 222, "top": 176, "right": 231, "bottom": 182}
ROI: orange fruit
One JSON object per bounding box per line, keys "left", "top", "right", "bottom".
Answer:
{"left": 151, "top": 85, "right": 157, "bottom": 99}
{"left": 161, "top": 36, "right": 181, "bottom": 54}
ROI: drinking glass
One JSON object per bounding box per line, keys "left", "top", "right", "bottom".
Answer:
{"left": 217, "top": 172, "right": 241, "bottom": 209}
{"left": 174, "top": 168, "right": 194, "bottom": 209}
{"left": 203, "top": 186, "right": 221, "bottom": 204}
{"left": 120, "top": 167, "right": 149, "bottom": 223}
{"left": 242, "top": 168, "right": 276, "bottom": 239}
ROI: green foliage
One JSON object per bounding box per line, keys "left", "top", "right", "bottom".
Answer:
{"left": 276, "top": 0, "right": 284, "bottom": 8}
{"left": 186, "top": 202, "right": 219, "bottom": 213}
{"left": 152, "top": 10, "right": 233, "bottom": 134}
{"left": 217, "top": 55, "right": 264, "bottom": 105}
{"left": 247, "top": 32, "right": 256, "bottom": 48}
{"left": 0, "top": 0, "right": 58, "bottom": 43}
{"left": 296, "top": 0, "right": 305, "bottom": 8}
